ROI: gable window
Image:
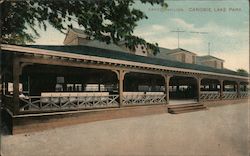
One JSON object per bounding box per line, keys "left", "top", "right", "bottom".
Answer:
{"left": 192, "top": 56, "right": 195, "bottom": 64}
{"left": 214, "top": 61, "right": 217, "bottom": 68}
{"left": 181, "top": 53, "right": 185, "bottom": 62}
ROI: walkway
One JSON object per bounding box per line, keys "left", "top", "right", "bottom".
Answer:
{"left": 2, "top": 102, "right": 249, "bottom": 156}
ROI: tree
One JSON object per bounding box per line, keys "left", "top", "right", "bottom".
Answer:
{"left": 0, "top": 0, "right": 167, "bottom": 55}
{"left": 236, "top": 69, "right": 249, "bottom": 75}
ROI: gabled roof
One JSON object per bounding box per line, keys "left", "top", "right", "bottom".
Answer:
{"left": 11, "top": 45, "right": 246, "bottom": 77}
{"left": 197, "top": 55, "right": 224, "bottom": 62}
{"left": 170, "top": 48, "right": 197, "bottom": 55}
{"left": 158, "top": 47, "right": 197, "bottom": 56}
{"left": 63, "top": 28, "right": 128, "bottom": 52}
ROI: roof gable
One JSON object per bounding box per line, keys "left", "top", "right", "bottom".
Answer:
{"left": 158, "top": 48, "right": 197, "bottom": 56}
{"left": 170, "top": 48, "right": 197, "bottom": 55}
{"left": 197, "top": 55, "right": 224, "bottom": 62}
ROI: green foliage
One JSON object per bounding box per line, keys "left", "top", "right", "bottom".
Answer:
{"left": 236, "top": 69, "right": 249, "bottom": 75}
{"left": 1, "top": 0, "right": 167, "bottom": 55}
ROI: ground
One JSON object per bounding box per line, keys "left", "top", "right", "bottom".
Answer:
{"left": 1, "top": 102, "right": 249, "bottom": 156}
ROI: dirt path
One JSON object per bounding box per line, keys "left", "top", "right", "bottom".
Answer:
{"left": 2, "top": 103, "right": 249, "bottom": 156}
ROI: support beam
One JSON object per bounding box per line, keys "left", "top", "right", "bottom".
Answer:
{"left": 196, "top": 77, "right": 201, "bottom": 102}
{"left": 163, "top": 75, "right": 172, "bottom": 104}
{"left": 13, "top": 57, "right": 21, "bottom": 115}
{"left": 236, "top": 82, "right": 240, "bottom": 98}
{"left": 118, "top": 70, "right": 126, "bottom": 107}
{"left": 0, "top": 51, "right": 2, "bottom": 125}
{"left": 219, "top": 80, "right": 224, "bottom": 100}
{"left": 113, "top": 70, "right": 127, "bottom": 108}
{"left": 98, "top": 78, "right": 101, "bottom": 92}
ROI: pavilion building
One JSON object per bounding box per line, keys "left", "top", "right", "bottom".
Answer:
{"left": 0, "top": 28, "right": 248, "bottom": 134}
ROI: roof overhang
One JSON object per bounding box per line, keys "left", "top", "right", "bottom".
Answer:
{"left": 0, "top": 44, "right": 248, "bottom": 80}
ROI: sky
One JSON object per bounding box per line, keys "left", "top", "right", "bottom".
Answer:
{"left": 33, "top": 0, "right": 249, "bottom": 72}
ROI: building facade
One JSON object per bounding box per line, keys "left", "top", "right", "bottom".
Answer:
{"left": 0, "top": 36, "right": 248, "bottom": 133}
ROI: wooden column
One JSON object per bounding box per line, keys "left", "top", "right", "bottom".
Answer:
{"left": 163, "top": 75, "right": 171, "bottom": 105}
{"left": 118, "top": 70, "right": 126, "bottom": 108}
{"left": 0, "top": 53, "right": 2, "bottom": 116}
{"left": 13, "top": 57, "right": 21, "bottom": 115}
{"left": 219, "top": 80, "right": 224, "bottom": 100}
{"left": 196, "top": 77, "right": 201, "bottom": 103}
{"left": 236, "top": 82, "right": 240, "bottom": 98}
{"left": 98, "top": 79, "right": 101, "bottom": 92}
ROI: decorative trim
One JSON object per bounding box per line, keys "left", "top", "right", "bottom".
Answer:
{"left": 1, "top": 44, "right": 248, "bottom": 80}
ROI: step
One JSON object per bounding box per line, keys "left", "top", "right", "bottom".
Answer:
{"left": 168, "top": 104, "right": 207, "bottom": 114}
{"left": 168, "top": 105, "right": 206, "bottom": 111}
{"left": 168, "top": 103, "right": 207, "bottom": 114}
{"left": 168, "top": 103, "right": 202, "bottom": 108}
{"left": 169, "top": 107, "right": 207, "bottom": 114}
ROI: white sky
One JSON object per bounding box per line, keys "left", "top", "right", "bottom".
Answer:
{"left": 32, "top": 0, "right": 249, "bottom": 72}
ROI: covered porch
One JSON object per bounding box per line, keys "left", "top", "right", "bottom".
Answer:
{"left": 1, "top": 45, "right": 249, "bottom": 117}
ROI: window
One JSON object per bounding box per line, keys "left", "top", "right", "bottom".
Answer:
{"left": 181, "top": 54, "right": 185, "bottom": 62}
{"left": 214, "top": 61, "right": 217, "bottom": 68}
{"left": 66, "top": 84, "right": 74, "bottom": 91}
{"left": 138, "top": 85, "right": 149, "bottom": 92}
{"left": 170, "top": 86, "right": 177, "bottom": 92}
{"left": 192, "top": 56, "right": 196, "bottom": 64}
{"left": 85, "top": 84, "right": 98, "bottom": 91}
{"left": 75, "top": 84, "right": 82, "bottom": 91}
{"left": 55, "top": 84, "right": 63, "bottom": 92}
{"left": 7, "top": 83, "right": 23, "bottom": 94}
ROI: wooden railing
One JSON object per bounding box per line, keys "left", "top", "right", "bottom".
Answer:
{"left": 122, "top": 92, "right": 166, "bottom": 106}
{"left": 7, "top": 90, "right": 248, "bottom": 113}
{"left": 239, "top": 92, "right": 249, "bottom": 98}
{"left": 222, "top": 92, "right": 237, "bottom": 99}
{"left": 200, "top": 91, "right": 220, "bottom": 101}
{"left": 19, "top": 94, "right": 119, "bottom": 112}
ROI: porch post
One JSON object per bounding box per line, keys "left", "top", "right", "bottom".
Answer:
{"left": 0, "top": 53, "right": 2, "bottom": 114}
{"left": 98, "top": 79, "right": 101, "bottom": 92}
{"left": 219, "top": 80, "right": 223, "bottom": 100}
{"left": 197, "top": 77, "right": 201, "bottom": 103}
{"left": 236, "top": 81, "right": 240, "bottom": 98}
{"left": 13, "top": 57, "right": 20, "bottom": 115}
{"left": 118, "top": 70, "right": 126, "bottom": 108}
{"left": 163, "top": 75, "right": 171, "bottom": 105}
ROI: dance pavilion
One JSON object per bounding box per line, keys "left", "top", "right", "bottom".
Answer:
{"left": 0, "top": 42, "right": 249, "bottom": 134}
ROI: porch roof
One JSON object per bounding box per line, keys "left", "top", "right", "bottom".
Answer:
{"left": 9, "top": 45, "right": 250, "bottom": 77}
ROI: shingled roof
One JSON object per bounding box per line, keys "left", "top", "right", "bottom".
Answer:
{"left": 19, "top": 45, "right": 247, "bottom": 77}
{"left": 197, "top": 55, "right": 225, "bottom": 62}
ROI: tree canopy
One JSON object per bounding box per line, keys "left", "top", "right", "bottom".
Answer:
{"left": 1, "top": 0, "right": 167, "bottom": 55}
{"left": 236, "top": 69, "right": 249, "bottom": 75}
